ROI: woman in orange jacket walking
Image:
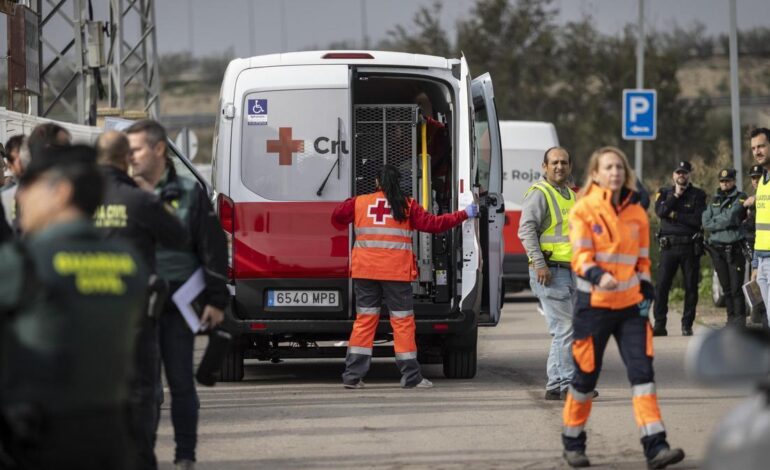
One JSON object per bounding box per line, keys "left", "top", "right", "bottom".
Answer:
{"left": 332, "top": 164, "right": 478, "bottom": 389}
{"left": 561, "top": 147, "right": 684, "bottom": 469}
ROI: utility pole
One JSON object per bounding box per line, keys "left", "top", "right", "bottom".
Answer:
{"left": 728, "top": 0, "right": 742, "bottom": 188}
{"left": 280, "top": 1, "right": 287, "bottom": 53}
{"left": 635, "top": 0, "right": 645, "bottom": 180}
{"left": 248, "top": 0, "right": 256, "bottom": 56}
{"left": 361, "top": 0, "right": 369, "bottom": 49}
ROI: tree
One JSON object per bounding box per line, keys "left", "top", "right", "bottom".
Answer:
{"left": 378, "top": 1, "right": 452, "bottom": 58}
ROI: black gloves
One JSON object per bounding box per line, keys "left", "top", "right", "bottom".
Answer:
{"left": 640, "top": 280, "right": 655, "bottom": 300}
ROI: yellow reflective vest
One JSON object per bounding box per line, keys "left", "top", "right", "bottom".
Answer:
{"left": 525, "top": 181, "right": 576, "bottom": 263}
{"left": 755, "top": 174, "right": 770, "bottom": 251}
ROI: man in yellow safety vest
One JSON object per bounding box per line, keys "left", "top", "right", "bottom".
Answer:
{"left": 518, "top": 147, "right": 583, "bottom": 400}
{"left": 750, "top": 128, "right": 770, "bottom": 327}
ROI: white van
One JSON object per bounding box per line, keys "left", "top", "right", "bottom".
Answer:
{"left": 211, "top": 51, "right": 504, "bottom": 380}
{"left": 499, "top": 121, "right": 559, "bottom": 292}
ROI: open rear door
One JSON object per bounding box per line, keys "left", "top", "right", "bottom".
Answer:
{"left": 471, "top": 73, "right": 504, "bottom": 326}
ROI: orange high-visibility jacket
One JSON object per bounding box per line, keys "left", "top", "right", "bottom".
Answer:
{"left": 569, "top": 183, "right": 651, "bottom": 310}
{"left": 332, "top": 191, "right": 468, "bottom": 282}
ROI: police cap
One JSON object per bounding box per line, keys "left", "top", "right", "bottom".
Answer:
{"left": 674, "top": 161, "right": 692, "bottom": 174}
{"left": 20, "top": 144, "right": 97, "bottom": 186}
{"left": 750, "top": 165, "right": 763, "bottom": 177}
{"left": 718, "top": 168, "right": 737, "bottom": 181}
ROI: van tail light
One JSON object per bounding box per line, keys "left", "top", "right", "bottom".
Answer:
{"left": 322, "top": 52, "right": 374, "bottom": 60}
{"left": 218, "top": 194, "right": 235, "bottom": 280}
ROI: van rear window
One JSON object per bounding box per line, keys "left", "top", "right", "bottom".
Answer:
{"left": 240, "top": 89, "right": 350, "bottom": 201}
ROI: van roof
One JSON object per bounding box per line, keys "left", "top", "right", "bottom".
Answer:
{"left": 499, "top": 121, "right": 559, "bottom": 150}
{"left": 244, "top": 50, "right": 453, "bottom": 69}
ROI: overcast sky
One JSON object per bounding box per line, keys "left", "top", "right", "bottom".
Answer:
{"left": 0, "top": 0, "right": 765, "bottom": 64}
{"left": 149, "top": 0, "right": 767, "bottom": 57}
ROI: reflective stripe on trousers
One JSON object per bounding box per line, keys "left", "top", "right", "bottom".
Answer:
{"left": 563, "top": 385, "right": 594, "bottom": 437}
{"left": 632, "top": 382, "right": 665, "bottom": 437}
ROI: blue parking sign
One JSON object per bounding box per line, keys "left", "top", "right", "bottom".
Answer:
{"left": 622, "top": 89, "right": 656, "bottom": 140}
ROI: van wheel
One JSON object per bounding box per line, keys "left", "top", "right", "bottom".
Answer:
{"left": 442, "top": 346, "right": 477, "bottom": 379}
{"left": 219, "top": 341, "right": 244, "bottom": 382}
{"left": 442, "top": 327, "right": 478, "bottom": 379}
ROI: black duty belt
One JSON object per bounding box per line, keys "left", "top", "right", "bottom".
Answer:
{"left": 660, "top": 235, "right": 693, "bottom": 245}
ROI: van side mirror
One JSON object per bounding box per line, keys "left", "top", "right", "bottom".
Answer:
{"left": 685, "top": 327, "right": 770, "bottom": 386}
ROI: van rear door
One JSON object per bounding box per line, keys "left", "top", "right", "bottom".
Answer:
{"left": 471, "top": 73, "right": 504, "bottom": 326}
{"left": 229, "top": 65, "right": 352, "bottom": 320}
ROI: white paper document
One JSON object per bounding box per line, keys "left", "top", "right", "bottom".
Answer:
{"left": 172, "top": 267, "right": 205, "bottom": 333}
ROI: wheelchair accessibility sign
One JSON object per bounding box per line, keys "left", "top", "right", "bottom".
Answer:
{"left": 247, "top": 99, "right": 268, "bottom": 125}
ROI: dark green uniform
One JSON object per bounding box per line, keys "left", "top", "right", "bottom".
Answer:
{"left": 0, "top": 219, "right": 148, "bottom": 470}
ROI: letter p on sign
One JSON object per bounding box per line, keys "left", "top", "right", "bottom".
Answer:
{"left": 622, "top": 89, "right": 656, "bottom": 140}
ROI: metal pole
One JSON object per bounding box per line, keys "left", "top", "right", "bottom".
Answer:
{"left": 729, "top": 0, "right": 743, "bottom": 187}
{"left": 361, "top": 0, "right": 369, "bottom": 49}
{"left": 248, "top": 0, "right": 256, "bottom": 56}
{"left": 280, "top": 1, "right": 287, "bottom": 52}
{"left": 634, "top": 0, "right": 644, "bottom": 180}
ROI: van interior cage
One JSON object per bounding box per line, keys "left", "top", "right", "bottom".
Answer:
{"left": 353, "top": 104, "right": 449, "bottom": 301}
{"left": 353, "top": 105, "right": 419, "bottom": 197}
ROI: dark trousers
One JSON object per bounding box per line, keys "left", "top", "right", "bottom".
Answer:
{"left": 128, "top": 317, "right": 162, "bottom": 470}
{"left": 654, "top": 244, "right": 700, "bottom": 329}
{"left": 563, "top": 305, "right": 668, "bottom": 459}
{"left": 3, "top": 407, "right": 133, "bottom": 470}
{"left": 710, "top": 243, "right": 746, "bottom": 326}
{"left": 158, "top": 299, "right": 199, "bottom": 463}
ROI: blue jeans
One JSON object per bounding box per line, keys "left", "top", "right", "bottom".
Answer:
{"left": 529, "top": 266, "right": 576, "bottom": 391}
{"left": 159, "top": 299, "right": 199, "bottom": 463}
{"left": 757, "top": 257, "right": 770, "bottom": 325}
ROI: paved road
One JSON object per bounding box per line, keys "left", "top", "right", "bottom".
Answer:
{"left": 157, "top": 297, "right": 745, "bottom": 469}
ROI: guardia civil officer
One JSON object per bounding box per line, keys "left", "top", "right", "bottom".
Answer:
{"left": 126, "top": 120, "right": 228, "bottom": 469}
{"left": 744, "top": 165, "right": 763, "bottom": 256}
{"left": 95, "top": 130, "right": 187, "bottom": 470}
{"left": 333, "top": 164, "right": 477, "bottom": 389}
{"left": 702, "top": 168, "right": 748, "bottom": 327}
{"left": 0, "top": 144, "right": 148, "bottom": 469}
{"left": 653, "top": 161, "right": 707, "bottom": 336}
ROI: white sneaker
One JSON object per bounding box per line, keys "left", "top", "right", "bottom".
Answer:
{"left": 343, "top": 380, "right": 365, "bottom": 389}
{"left": 404, "top": 378, "right": 434, "bottom": 389}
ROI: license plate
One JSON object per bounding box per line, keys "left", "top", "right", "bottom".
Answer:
{"left": 266, "top": 290, "right": 339, "bottom": 307}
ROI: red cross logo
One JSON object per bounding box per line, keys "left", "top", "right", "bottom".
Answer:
{"left": 367, "top": 198, "right": 392, "bottom": 225}
{"left": 266, "top": 127, "right": 304, "bottom": 166}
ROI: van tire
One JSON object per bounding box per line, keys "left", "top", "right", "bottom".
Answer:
{"left": 442, "top": 327, "right": 478, "bottom": 379}
{"left": 219, "top": 341, "right": 244, "bottom": 382}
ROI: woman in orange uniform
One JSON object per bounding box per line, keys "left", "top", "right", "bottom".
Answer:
{"left": 332, "top": 164, "right": 477, "bottom": 389}
{"left": 561, "top": 147, "right": 685, "bottom": 469}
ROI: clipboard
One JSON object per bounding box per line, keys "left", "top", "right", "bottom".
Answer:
{"left": 171, "top": 267, "right": 206, "bottom": 333}
{"left": 742, "top": 280, "right": 764, "bottom": 310}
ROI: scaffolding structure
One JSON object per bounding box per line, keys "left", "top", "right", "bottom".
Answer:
{"left": 29, "top": 0, "right": 160, "bottom": 124}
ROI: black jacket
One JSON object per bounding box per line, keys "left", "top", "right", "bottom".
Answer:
{"left": 95, "top": 165, "right": 187, "bottom": 271}
{"left": 655, "top": 184, "right": 707, "bottom": 237}
{"left": 155, "top": 165, "right": 229, "bottom": 310}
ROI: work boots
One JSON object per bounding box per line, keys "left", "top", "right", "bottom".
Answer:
{"left": 647, "top": 447, "right": 685, "bottom": 469}
{"left": 563, "top": 450, "right": 591, "bottom": 468}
